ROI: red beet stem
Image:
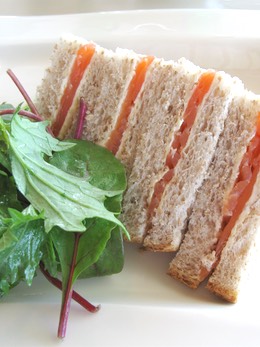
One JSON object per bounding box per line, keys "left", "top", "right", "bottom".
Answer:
{"left": 57, "top": 233, "right": 81, "bottom": 339}
{"left": 0, "top": 108, "right": 43, "bottom": 121}
{"left": 0, "top": 108, "right": 55, "bottom": 137}
{"left": 74, "top": 97, "right": 87, "bottom": 139}
{"left": 39, "top": 262, "right": 100, "bottom": 313}
{"left": 6, "top": 69, "right": 40, "bottom": 115}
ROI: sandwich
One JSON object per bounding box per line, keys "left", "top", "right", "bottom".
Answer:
{"left": 168, "top": 91, "right": 260, "bottom": 302}
{"left": 126, "top": 70, "right": 242, "bottom": 248}
{"left": 36, "top": 35, "right": 154, "bottom": 175}
{"left": 35, "top": 34, "right": 260, "bottom": 303}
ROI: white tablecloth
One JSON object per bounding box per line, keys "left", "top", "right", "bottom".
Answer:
{"left": 0, "top": 0, "right": 259, "bottom": 16}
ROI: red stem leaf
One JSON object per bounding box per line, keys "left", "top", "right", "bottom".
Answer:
{"left": 6, "top": 69, "right": 40, "bottom": 115}
{"left": 74, "top": 97, "right": 87, "bottom": 139}
{"left": 0, "top": 108, "right": 43, "bottom": 121}
{"left": 0, "top": 109, "right": 55, "bottom": 136}
{"left": 57, "top": 232, "right": 81, "bottom": 339}
{"left": 39, "top": 262, "right": 100, "bottom": 313}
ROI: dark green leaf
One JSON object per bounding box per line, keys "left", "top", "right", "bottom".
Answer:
{"left": 0, "top": 209, "right": 45, "bottom": 296}
{"left": 46, "top": 139, "right": 127, "bottom": 280}
{"left": 0, "top": 173, "right": 22, "bottom": 220}
{"left": 0, "top": 119, "right": 11, "bottom": 172}
{"left": 41, "top": 234, "right": 60, "bottom": 278}
{"left": 79, "top": 226, "right": 124, "bottom": 278}
{"left": 48, "top": 219, "right": 115, "bottom": 285}
{"left": 0, "top": 114, "right": 127, "bottom": 233}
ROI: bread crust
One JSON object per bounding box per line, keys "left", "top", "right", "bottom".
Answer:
{"left": 35, "top": 36, "right": 85, "bottom": 123}
{"left": 167, "top": 91, "right": 259, "bottom": 288}
{"left": 206, "top": 170, "right": 260, "bottom": 302}
{"left": 120, "top": 58, "right": 202, "bottom": 243}
{"left": 206, "top": 283, "right": 238, "bottom": 303}
{"left": 144, "top": 72, "right": 236, "bottom": 252}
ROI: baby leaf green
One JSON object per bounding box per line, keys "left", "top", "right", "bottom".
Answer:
{"left": 0, "top": 114, "right": 127, "bottom": 234}
{"left": 0, "top": 208, "right": 45, "bottom": 296}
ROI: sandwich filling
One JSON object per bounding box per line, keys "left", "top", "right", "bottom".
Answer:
{"left": 200, "top": 112, "right": 260, "bottom": 281}
{"left": 148, "top": 71, "right": 216, "bottom": 219}
{"left": 106, "top": 56, "right": 154, "bottom": 154}
{"left": 52, "top": 43, "right": 96, "bottom": 137}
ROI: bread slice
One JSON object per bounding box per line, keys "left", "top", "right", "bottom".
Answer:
{"left": 36, "top": 35, "right": 141, "bottom": 148}
{"left": 64, "top": 47, "right": 140, "bottom": 145}
{"left": 35, "top": 35, "right": 84, "bottom": 124}
{"left": 119, "top": 58, "right": 204, "bottom": 243}
{"left": 167, "top": 91, "right": 260, "bottom": 293}
{"left": 143, "top": 71, "right": 240, "bottom": 252}
{"left": 207, "top": 169, "right": 260, "bottom": 303}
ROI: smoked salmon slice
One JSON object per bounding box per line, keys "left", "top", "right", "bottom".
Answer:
{"left": 52, "top": 43, "right": 96, "bottom": 137}
{"left": 148, "top": 71, "right": 216, "bottom": 218}
{"left": 200, "top": 112, "right": 260, "bottom": 281}
{"left": 105, "top": 56, "right": 154, "bottom": 154}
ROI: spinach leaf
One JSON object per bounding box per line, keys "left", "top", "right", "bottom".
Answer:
{"left": 0, "top": 114, "right": 127, "bottom": 234}
{"left": 0, "top": 110, "right": 127, "bottom": 338}
{"left": 0, "top": 208, "right": 45, "bottom": 296}
{"left": 48, "top": 139, "right": 126, "bottom": 214}
{"left": 0, "top": 172, "right": 22, "bottom": 219}
{"left": 45, "top": 138, "right": 127, "bottom": 337}
{"left": 49, "top": 219, "right": 116, "bottom": 285}
{"left": 79, "top": 226, "right": 124, "bottom": 278}
{"left": 48, "top": 139, "right": 126, "bottom": 280}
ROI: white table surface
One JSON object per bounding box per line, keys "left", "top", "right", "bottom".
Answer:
{"left": 0, "top": 0, "right": 260, "bottom": 16}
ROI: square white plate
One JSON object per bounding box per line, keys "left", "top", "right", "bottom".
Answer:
{"left": 0, "top": 10, "right": 260, "bottom": 347}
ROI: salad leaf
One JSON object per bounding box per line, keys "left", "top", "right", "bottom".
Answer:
{"left": 50, "top": 219, "right": 116, "bottom": 285}
{"left": 0, "top": 70, "right": 129, "bottom": 339}
{"left": 0, "top": 208, "right": 45, "bottom": 296}
{"left": 43, "top": 138, "right": 127, "bottom": 337}
{"left": 41, "top": 233, "right": 60, "bottom": 278}
{"left": 79, "top": 226, "right": 124, "bottom": 278}
{"left": 0, "top": 103, "right": 15, "bottom": 123}
{"left": 0, "top": 114, "right": 127, "bottom": 234}
{"left": 0, "top": 172, "right": 22, "bottom": 219}
{"left": 47, "top": 139, "right": 126, "bottom": 279}
{"left": 0, "top": 103, "right": 14, "bottom": 110}
{"left": 0, "top": 106, "right": 12, "bottom": 172}
{"left": 48, "top": 139, "right": 127, "bottom": 214}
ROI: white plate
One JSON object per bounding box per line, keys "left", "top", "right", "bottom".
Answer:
{"left": 0, "top": 9, "right": 260, "bottom": 347}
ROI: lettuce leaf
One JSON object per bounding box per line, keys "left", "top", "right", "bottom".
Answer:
{"left": 0, "top": 110, "right": 128, "bottom": 337}
{"left": 0, "top": 208, "right": 45, "bottom": 296}
{"left": 79, "top": 226, "right": 124, "bottom": 278}
{"left": 46, "top": 139, "right": 126, "bottom": 280}
{"left": 0, "top": 172, "right": 22, "bottom": 219}
{"left": 0, "top": 114, "right": 127, "bottom": 235}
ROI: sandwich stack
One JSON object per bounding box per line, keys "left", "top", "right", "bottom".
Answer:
{"left": 36, "top": 35, "right": 260, "bottom": 303}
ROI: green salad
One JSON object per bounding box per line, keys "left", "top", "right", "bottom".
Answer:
{"left": 0, "top": 72, "right": 128, "bottom": 338}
